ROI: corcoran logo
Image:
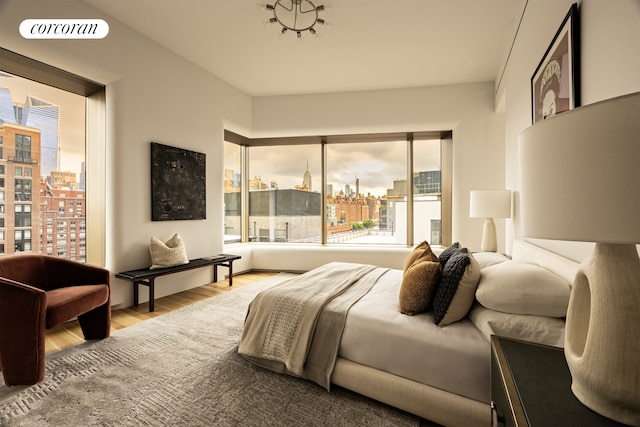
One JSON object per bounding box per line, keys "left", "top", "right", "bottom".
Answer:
{"left": 19, "top": 19, "right": 109, "bottom": 39}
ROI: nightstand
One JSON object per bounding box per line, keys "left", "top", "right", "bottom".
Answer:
{"left": 490, "top": 335, "right": 626, "bottom": 427}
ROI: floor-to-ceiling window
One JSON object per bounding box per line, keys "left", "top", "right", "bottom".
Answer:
{"left": 224, "top": 130, "right": 451, "bottom": 247}
{"left": 412, "top": 138, "right": 443, "bottom": 245}
{"left": 248, "top": 144, "right": 321, "bottom": 243}
{"left": 0, "top": 48, "right": 105, "bottom": 264}
{"left": 326, "top": 138, "right": 406, "bottom": 244}
{"left": 223, "top": 140, "right": 242, "bottom": 244}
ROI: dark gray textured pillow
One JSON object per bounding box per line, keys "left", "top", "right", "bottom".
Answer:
{"left": 438, "top": 242, "right": 460, "bottom": 268}
{"left": 433, "top": 248, "right": 481, "bottom": 325}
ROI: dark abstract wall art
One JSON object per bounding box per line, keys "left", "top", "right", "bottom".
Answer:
{"left": 151, "top": 142, "right": 206, "bottom": 221}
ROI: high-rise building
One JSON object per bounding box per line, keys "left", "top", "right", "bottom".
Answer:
{"left": 302, "top": 162, "right": 312, "bottom": 191}
{"left": 0, "top": 122, "right": 42, "bottom": 255}
{"left": 0, "top": 86, "right": 16, "bottom": 125}
{"left": 21, "top": 95, "right": 60, "bottom": 180}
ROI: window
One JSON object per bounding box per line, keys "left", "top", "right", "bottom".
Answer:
{"left": 15, "top": 203, "right": 32, "bottom": 227}
{"left": 326, "top": 139, "right": 405, "bottom": 244}
{"left": 224, "top": 130, "right": 452, "bottom": 247}
{"left": 0, "top": 48, "right": 105, "bottom": 263}
{"left": 14, "top": 179, "right": 32, "bottom": 201}
{"left": 412, "top": 139, "right": 442, "bottom": 245}
{"left": 15, "top": 134, "right": 31, "bottom": 163}
{"left": 249, "top": 145, "right": 321, "bottom": 243}
{"left": 223, "top": 140, "right": 242, "bottom": 244}
{"left": 14, "top": 229, "right": 31, "bottom": 252}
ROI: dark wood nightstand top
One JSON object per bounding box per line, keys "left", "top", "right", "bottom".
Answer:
{"left": 491, "top": 336, "right": 625, "bottom": 427}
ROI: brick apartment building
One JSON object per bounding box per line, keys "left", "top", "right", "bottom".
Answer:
{"left": 0, "top": 122, "right": 41, "bottom": 255}
{"left": 38, "top": 177, "right": 86, "bottom": 261}
{"left": 0, "top": 122, "right": 85, "bottom": 260}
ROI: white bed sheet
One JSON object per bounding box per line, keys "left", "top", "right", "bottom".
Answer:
{"left": 339, "top": 269, "right": 491, "bottom": 403}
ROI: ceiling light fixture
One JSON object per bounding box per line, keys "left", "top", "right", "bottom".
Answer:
{"left": 258, "top": 0, "right": 329, "bottom": 41}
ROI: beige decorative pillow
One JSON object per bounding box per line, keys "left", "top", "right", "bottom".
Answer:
{"left": 403, "top": 241, "right": 439, "bottom": 271}
{"left": 399, "top": 259, "right": 442, "bottom": 315}
{"left": 149, "top": 233, "right": 189, "bottom": 270}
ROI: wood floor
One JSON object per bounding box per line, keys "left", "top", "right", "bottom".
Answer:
{"left": 45, "top": 271, "right": 277, "bottom": 355}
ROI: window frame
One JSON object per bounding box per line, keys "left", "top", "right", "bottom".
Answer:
{"left": 224, "top": 130, "right": 452, "bottom": 247}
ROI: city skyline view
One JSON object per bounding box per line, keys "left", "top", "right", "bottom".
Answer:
{"left": 247, "top": 138, "right": 441, "bottom": 197}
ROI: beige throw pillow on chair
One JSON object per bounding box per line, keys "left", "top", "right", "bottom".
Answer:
{"left": 149, "top": 233, "right": 189, "bottom": 270}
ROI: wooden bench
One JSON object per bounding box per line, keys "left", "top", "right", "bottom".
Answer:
{"left": 115, "top": 254, "right": 241, "bottom": 312}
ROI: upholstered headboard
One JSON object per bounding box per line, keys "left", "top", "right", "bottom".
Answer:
{"left": 511, "top": 239, "right": 579, "bottom": 285}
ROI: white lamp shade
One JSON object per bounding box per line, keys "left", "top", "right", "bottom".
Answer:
{"left": 519, "top": 92, "right": 640, "bottom": 244}
{"left": 469, "top": 190, "right": 512, "bottom": 219}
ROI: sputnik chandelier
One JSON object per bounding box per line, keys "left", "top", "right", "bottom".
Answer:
{"left": 258, "top": 0, "right": 330, "bottom": 41}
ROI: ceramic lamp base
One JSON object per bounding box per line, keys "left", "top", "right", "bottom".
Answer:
{"left": 480, "top": 218, "right": 497, "bottom": 252}
{"left": 565, "top": 243, "right": 640, "bottom": 426}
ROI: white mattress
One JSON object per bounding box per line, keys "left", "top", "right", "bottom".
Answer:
{"left": 339, "top": 269, "right": 491, "bottom": 403}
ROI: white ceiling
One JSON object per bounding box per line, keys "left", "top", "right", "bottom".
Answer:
{"left": 82, "top": 0, "right": 523, "bottom": 97}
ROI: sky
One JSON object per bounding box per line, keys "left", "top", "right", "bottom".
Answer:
{"left": 245, "top": 139, "right": 441, "bottom": 197}
{"left": 0, "top": 71, "right": 85, "bottom": 176}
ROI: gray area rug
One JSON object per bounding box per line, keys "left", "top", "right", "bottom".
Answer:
{"left": 0, "top": 274, "right": 420, "bottom": 426}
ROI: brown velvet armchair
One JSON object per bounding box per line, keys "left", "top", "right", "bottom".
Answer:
{"left": 0, "top": 254, "right": 111, "bottom": 386}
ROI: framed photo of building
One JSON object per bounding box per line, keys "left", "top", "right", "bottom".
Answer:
{"left": 151, "top": 142, "right": 206, "bottom": 221}
{"left": 531, "top": 3, "right": 580, "bottom": 124}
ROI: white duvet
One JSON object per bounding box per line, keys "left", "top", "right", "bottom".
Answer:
{"left": 339, "top": 269, "right": 492, "bottom": 403}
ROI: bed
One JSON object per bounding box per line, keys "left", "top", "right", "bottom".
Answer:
{"left": 239, "top": 239, "right": 579, "bottom": 427}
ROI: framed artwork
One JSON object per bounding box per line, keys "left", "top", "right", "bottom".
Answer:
{"left": 151, "top": 142, "right": 206, "bottom": 221}
{"left": 531, "top": 3, "right": 580, "bottom": 124}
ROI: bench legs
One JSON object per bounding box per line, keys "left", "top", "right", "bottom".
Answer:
{"left": 214, "top": 261, "right": 234, "bottom": 287}
{"left": 133, "top": 278, "right": 156, "bottom": 312}
{"left": 132, "top": 260, "right": 236, "bottom": 313}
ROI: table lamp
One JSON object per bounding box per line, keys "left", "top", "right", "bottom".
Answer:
{"left": 469, "top": 190, "right": 512, "bottom": 252}
{"left": 519, "top": 91, "right": 640, "bottom": 426}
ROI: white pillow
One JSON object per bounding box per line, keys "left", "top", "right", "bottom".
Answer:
{"left": 475, "top": 260, "right": 570, "bottom": 317}
{"left": 473, "top": 252, "right": 510, "bottom": 269}
{"left": 149, "top": 233, "right": 189, "bottom": 270}
{"left": 468, "top": 304, "right": 565, "bottom": 348}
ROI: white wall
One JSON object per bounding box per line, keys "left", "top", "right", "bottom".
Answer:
{"left": 3, "top": 0, "right": 634, "bottom": 307}
{"left": 252, "top": 83, "right": 507, "bottom": 252}
{"left": 498, "top": 0, "right": 640, "bottom": 261}
{"left": 0, "top": 0, "right": 253, "bottom": 307}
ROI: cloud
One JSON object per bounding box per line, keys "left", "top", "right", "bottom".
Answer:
{"left": 231, "top": 138, "right": 441, "bottom": 197}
